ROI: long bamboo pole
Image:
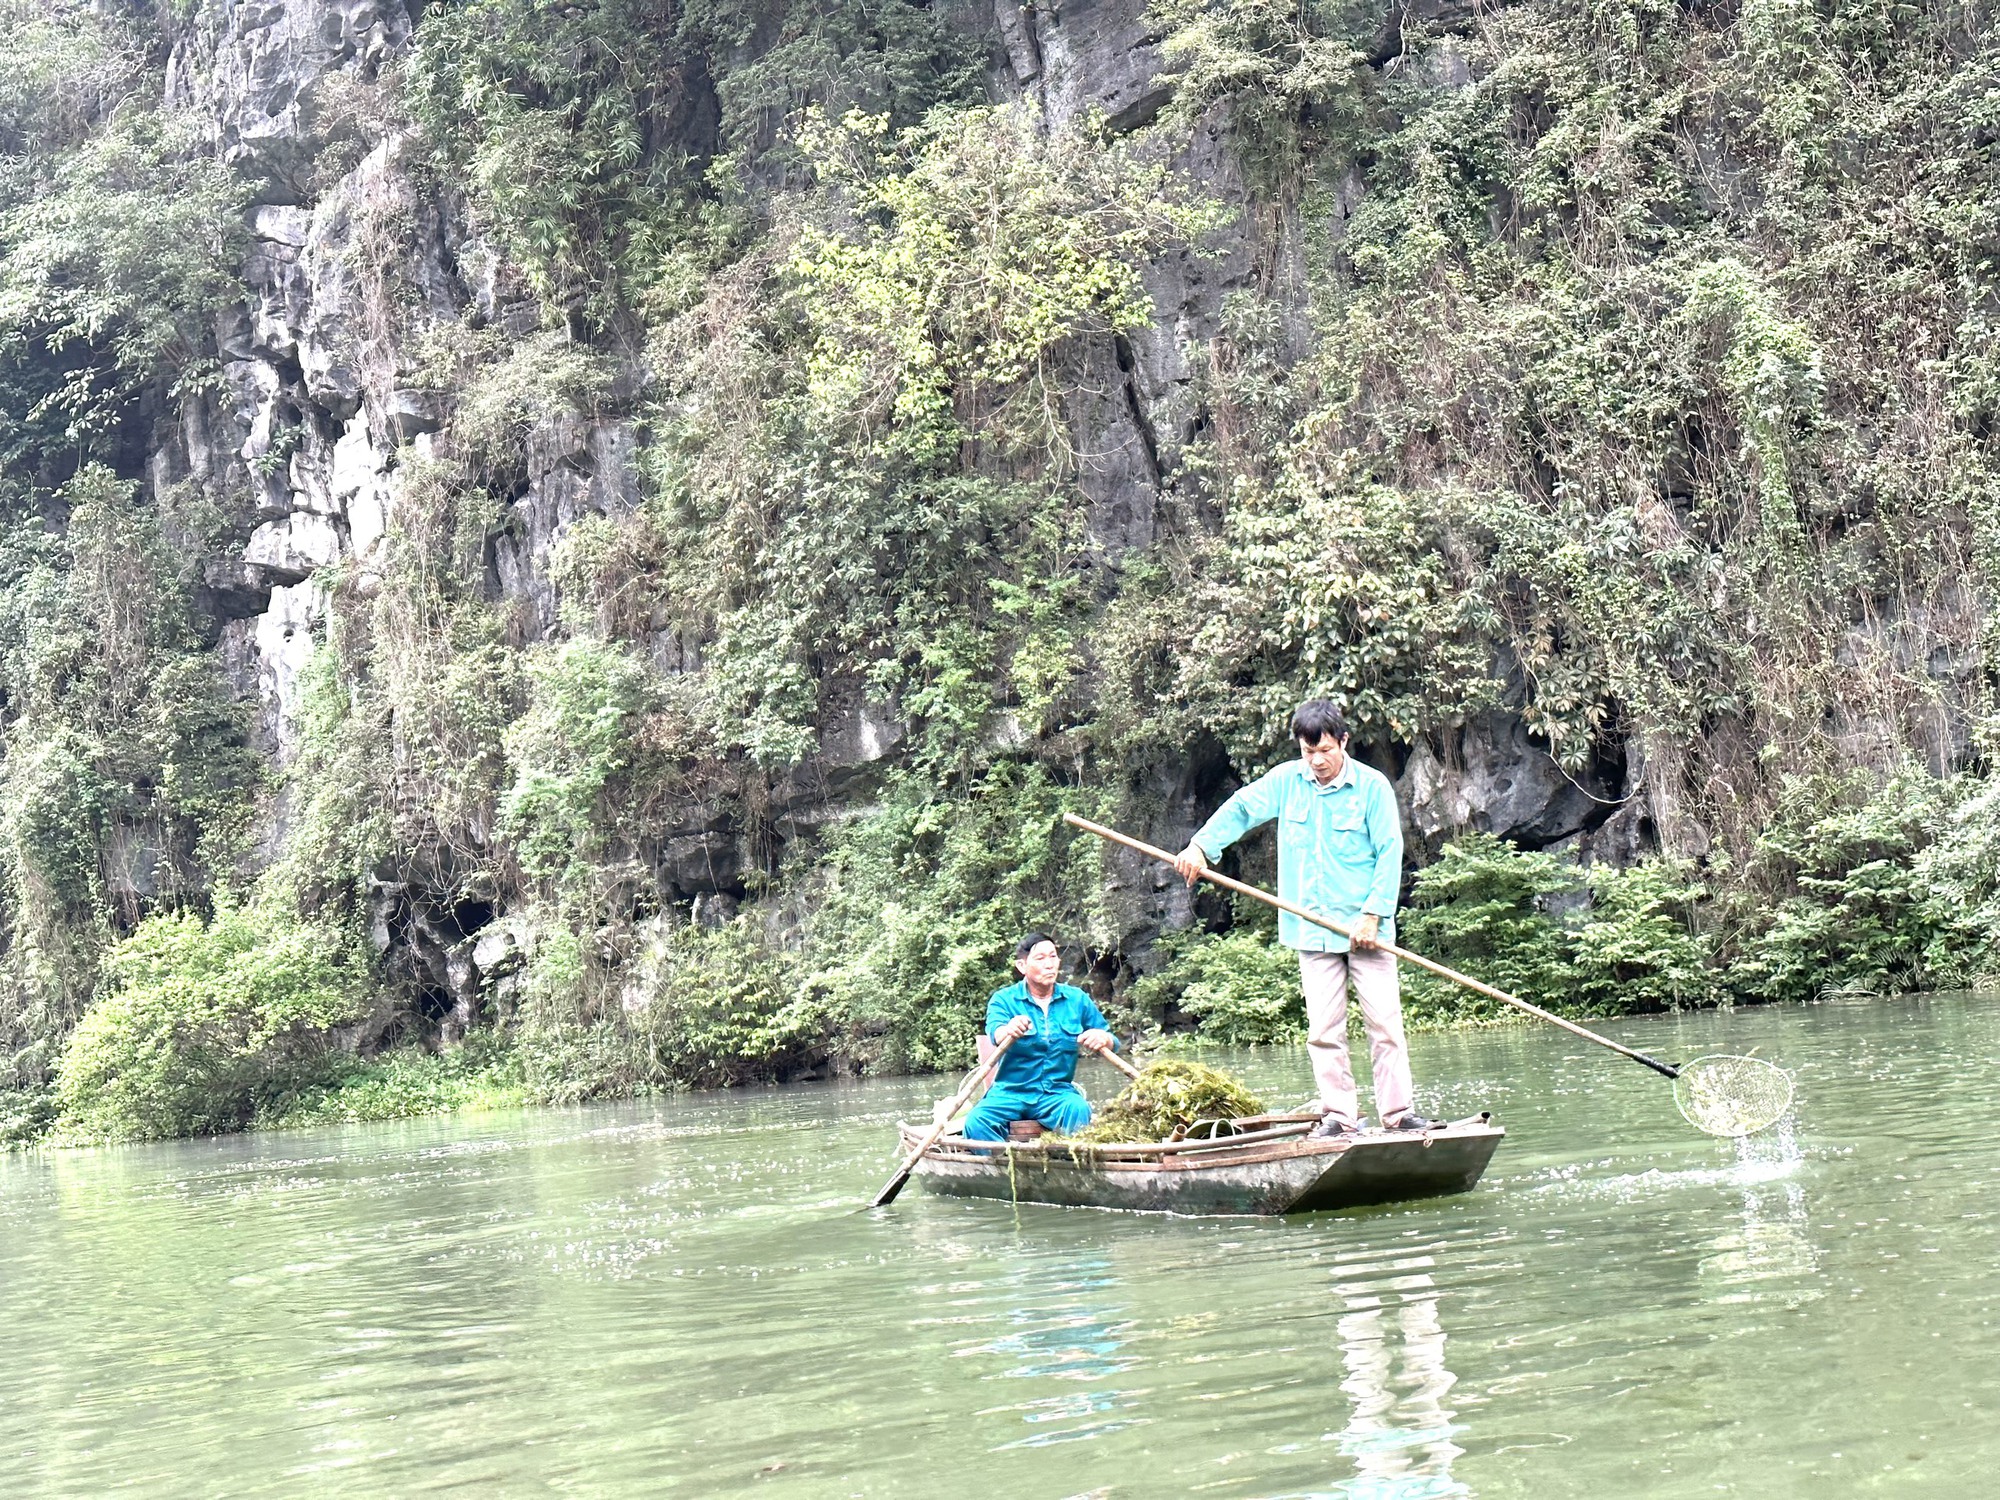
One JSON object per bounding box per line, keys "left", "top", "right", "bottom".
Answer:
{"left": 1064, "top": 813, "right": 1682, "bottom": 1081}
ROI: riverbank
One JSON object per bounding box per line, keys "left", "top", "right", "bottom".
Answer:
{"left": 0, "top": 998, "right": 1668, "bottom": 1151}
{"left": 22, "top": 761, "right": 1997, "bottom": 1153}
{"left": 3, "top": 982, "right": 1953, "bottom": 1154}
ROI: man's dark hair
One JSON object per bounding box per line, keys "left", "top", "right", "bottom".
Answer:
{"left": 1290, "top": 698, "right": 1349, "bottom": 745}
{"left": 1015, "top": 931, "right": 1058, "bottom": 959}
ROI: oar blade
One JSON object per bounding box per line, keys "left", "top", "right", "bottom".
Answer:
{"left": 870, "top": 1164, "right": 915, "bottom": 1209}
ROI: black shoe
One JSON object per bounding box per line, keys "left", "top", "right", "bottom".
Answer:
{"left": 1382, "top": 1113, "right": 1437, "bottom": 1133}
{"left": 1310, "top": 1115, "right": 1363, "bottom": 1139}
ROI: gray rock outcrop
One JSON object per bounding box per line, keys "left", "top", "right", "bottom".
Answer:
{"left": 149, "top": 0, "right": 1632, "bottom": 1005}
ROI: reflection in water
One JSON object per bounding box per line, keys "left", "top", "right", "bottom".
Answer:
{"left": 1325, "top": 1268, "right": 1469, "bottom": 1500}
{"left": 957, "top": 1259, "right": 1149, "bottom": 1449}
{"left": 1700, "top": 1122, "right": 1821, "bottom": 1307}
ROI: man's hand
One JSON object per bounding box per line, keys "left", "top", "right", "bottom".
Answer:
{"left": 1350, "top": 913, "right": 1381, "bottom": 951}
{"left": 994, "top": 1013, "right": 1035, "bottom": 1044}
{"left": 1173, "top": 842, "right": 1209, "bottom": 887}
{"left": 1079, "top": 1028, "right": 1117, "bottom": 1055}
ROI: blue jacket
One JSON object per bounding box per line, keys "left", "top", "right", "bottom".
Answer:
{"left": 1192, "top": 757, "right": 1404, "bottom": 952}
{"left": 983, "top": 981, "right": 1116, "bottom": 1097}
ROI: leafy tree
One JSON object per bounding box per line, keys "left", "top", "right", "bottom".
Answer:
{"left": 0, "top": 468, "right": 261, "bottom": 1086}
{"left": 1728, "top": 768, "right": 1967, "bottom": 1002}
{"left": 802, "top": 765, "right": 1115, "bottom": 1072}
{"left": 54, "top": 904, "right": 367, "bottom": 1142}
{"left": 1130, "top": 919, "right": 1304, "bottom": 1045}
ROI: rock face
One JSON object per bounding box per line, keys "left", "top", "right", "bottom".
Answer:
{"left": 152, "top": 0, "right": 1628, "bottom": 999}
{"left": 167, "top": 0, "right": 420, "bottom": 203}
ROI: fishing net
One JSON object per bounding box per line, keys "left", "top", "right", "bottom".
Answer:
{"left": 1068, "top": 1060, "right": 1265, "bottom": 1144}
{"left": 1673, "top": 1054, "right": 1794, "bottom": 1138}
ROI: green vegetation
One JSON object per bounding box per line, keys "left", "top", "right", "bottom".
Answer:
{"left": 0, "top": 1, "right": 246, "bottom": 474}
{"left": 0, "top": 467, "right": 263, "bottom": 1092}
{"left": 1130, "top": 919, "right": 1305, "bottom": 1046}
{"left": 1398, "top": 836, "right": 1710, "bottom": 1022}
{"left": 54, "top": 904, "right": 365, "bottom": 1142}
{"left": 800, "top": 767, "right": 1117, "bottom": 1073}
{"left": 1071, "top": 1059, "right": 1267, "bottom": 1144}
{"left": 257, "top": 1037, "right": 525, "bottom": 1129}
{"left": 1143, "top": 768, "right": 1997, "bottom": 1045}
{"left": 7, "top": 1, "right": 2000, "bottom": 1143}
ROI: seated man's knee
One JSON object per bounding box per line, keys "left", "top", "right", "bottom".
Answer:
{"left": 962, "top": 1104, "right": 1010, "bottom": 1141}
{"left": 1042, "top": 1093, "right": 1093, "bottom": 1135}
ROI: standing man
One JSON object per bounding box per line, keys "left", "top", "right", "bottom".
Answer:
{"left": 1173, "top": 700, "right": 1430, "bottom": 1138}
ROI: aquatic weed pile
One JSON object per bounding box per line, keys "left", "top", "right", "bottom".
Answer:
{"left": 1070, "top": 1061, "right": 1265, "bottom": 1143}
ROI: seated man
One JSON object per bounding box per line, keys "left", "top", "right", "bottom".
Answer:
{"left": 963, "top": 932, "right": 1120, "bottom": 1140}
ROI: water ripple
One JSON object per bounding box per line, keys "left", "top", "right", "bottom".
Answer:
{"left": 5, "top": 997, "right": 2000, "bottom": 1495}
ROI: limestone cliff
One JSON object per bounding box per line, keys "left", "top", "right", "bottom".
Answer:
{"left": 6, "top": 0, "right": 1988, "bottom": 1098}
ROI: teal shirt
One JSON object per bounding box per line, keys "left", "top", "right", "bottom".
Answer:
{"left": 1192, "top": 758, "right": 1404, "bottom": 953}
{"left": 984, "top": 982, "right": 1115, "bottom": 1096}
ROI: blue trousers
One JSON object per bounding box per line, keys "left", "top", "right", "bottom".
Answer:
{"left": 964, "top": 1084, "right": 1092, "bottom": 1140}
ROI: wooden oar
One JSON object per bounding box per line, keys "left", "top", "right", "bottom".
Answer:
{"left": 870, "top": 1036, "right": 1016, "bottom": 1208}
{"left": 1096, "top": 1043, "right": 1143, "bottom": 1081}
{"left": 1063, "top": 812, "right": 1683, "bottom": 1081}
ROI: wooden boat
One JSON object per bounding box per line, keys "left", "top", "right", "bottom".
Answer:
{"left": 895, "top": 1112, "right": 1505, "bottom": 1216}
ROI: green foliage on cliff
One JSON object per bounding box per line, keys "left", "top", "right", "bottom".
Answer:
{"left": 402, "top": 0, "right": 987, "bottom": 327}
{"left": 0, "top": 9, "right": 262, "bottom": 1110}
{"left": 0, "top": 1, "right": 246, "bottom": 473}
{"left": 54, "top": 903, "right": 366, "bottom": 1142}
{"left": 628, "top": 918, "right": 818, "bottom": 1087}
{"left": 803, "top": 765, "right": 1118, "bottom": 1072}
{"left": 13, "top": 0, "right": 2000, "bottom": 1146}
{"left": 1143, "top": 0, "right": 1995, "bottom": 813}
{"left": 1129, "top": 918, "right": 1305, "bottom": 1046}
{"left": 1729, "top": 767, "right": 1972, "bottom": 1003}
{"left": 790, "top": 103, "right": 1223, "bottom": 464}
{"left": 1397, "top": 836, "right": 1711, "bottom": 1020}
{"left": 0, "top": 468, "right": 262, "bottom": 1088}
{"left": 500, "top": 638, "right": 666, "bottom": 895}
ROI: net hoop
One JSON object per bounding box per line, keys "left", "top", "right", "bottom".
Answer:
{"left": 1673, "top": 1053, "right": 1794, "bottom": 1138}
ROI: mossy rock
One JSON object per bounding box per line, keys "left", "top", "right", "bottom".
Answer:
{"left": 1069, "top": 1060, "right": 1265, "bottom": 1144}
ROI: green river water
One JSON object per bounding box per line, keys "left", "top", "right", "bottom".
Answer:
{"left": 4, "top": 993, "right": 1998, "bottom": 1498}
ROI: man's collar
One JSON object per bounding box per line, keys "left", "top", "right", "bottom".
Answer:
{"left": 1298, "top": 758, "right": 1356, "bottom": 790}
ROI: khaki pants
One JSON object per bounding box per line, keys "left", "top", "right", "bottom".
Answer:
{"left": 1299, "top": 947, "right": 1414, "bottom": 1127}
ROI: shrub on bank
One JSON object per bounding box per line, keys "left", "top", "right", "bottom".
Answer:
{"left": 0, "top": 1086, "right": 55, "bottom": 1147}
{"left": 802, "top": 765, "right": 1117, "bottom": 1073}
{"left": 54, "top": 905, "right": 366, "bottom": 1142}
{"left": 1728, "top": 768, "right": 1969, "bottom": 1002}
{"left": 1138, "top": 835, "right": 1719, "bottom": 1035}
{"left": 1129, "top": 921, "right": 1303, "bottom": 1044}
{"left": 1144, "top": 764, "right": 2000, "bottom": 1041}
{"left": 1398, "top": 835, "right": 1582, "bottom": 1019}
{"left": 1919, "top": 779, "right": 2000, "bottom": 989}
{"left": 256, "top": 1036, "right": 525, "bottom": 1129}
{"left": 629, "top": 918, "right": 821, "bottom": 1087}
{"left": 1563, "top": 860, "right": 1713, "bottom": 1012}
{"left": 1390, "top": 836, "right": 1715, "bottom": 1023}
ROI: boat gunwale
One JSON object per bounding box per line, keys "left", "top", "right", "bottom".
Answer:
{"left": 896, "top": 1120, "right": 1315, "bottom": 1162}
{"left": 896, "top": 1115, "right": 1501, "bottom": 1172}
